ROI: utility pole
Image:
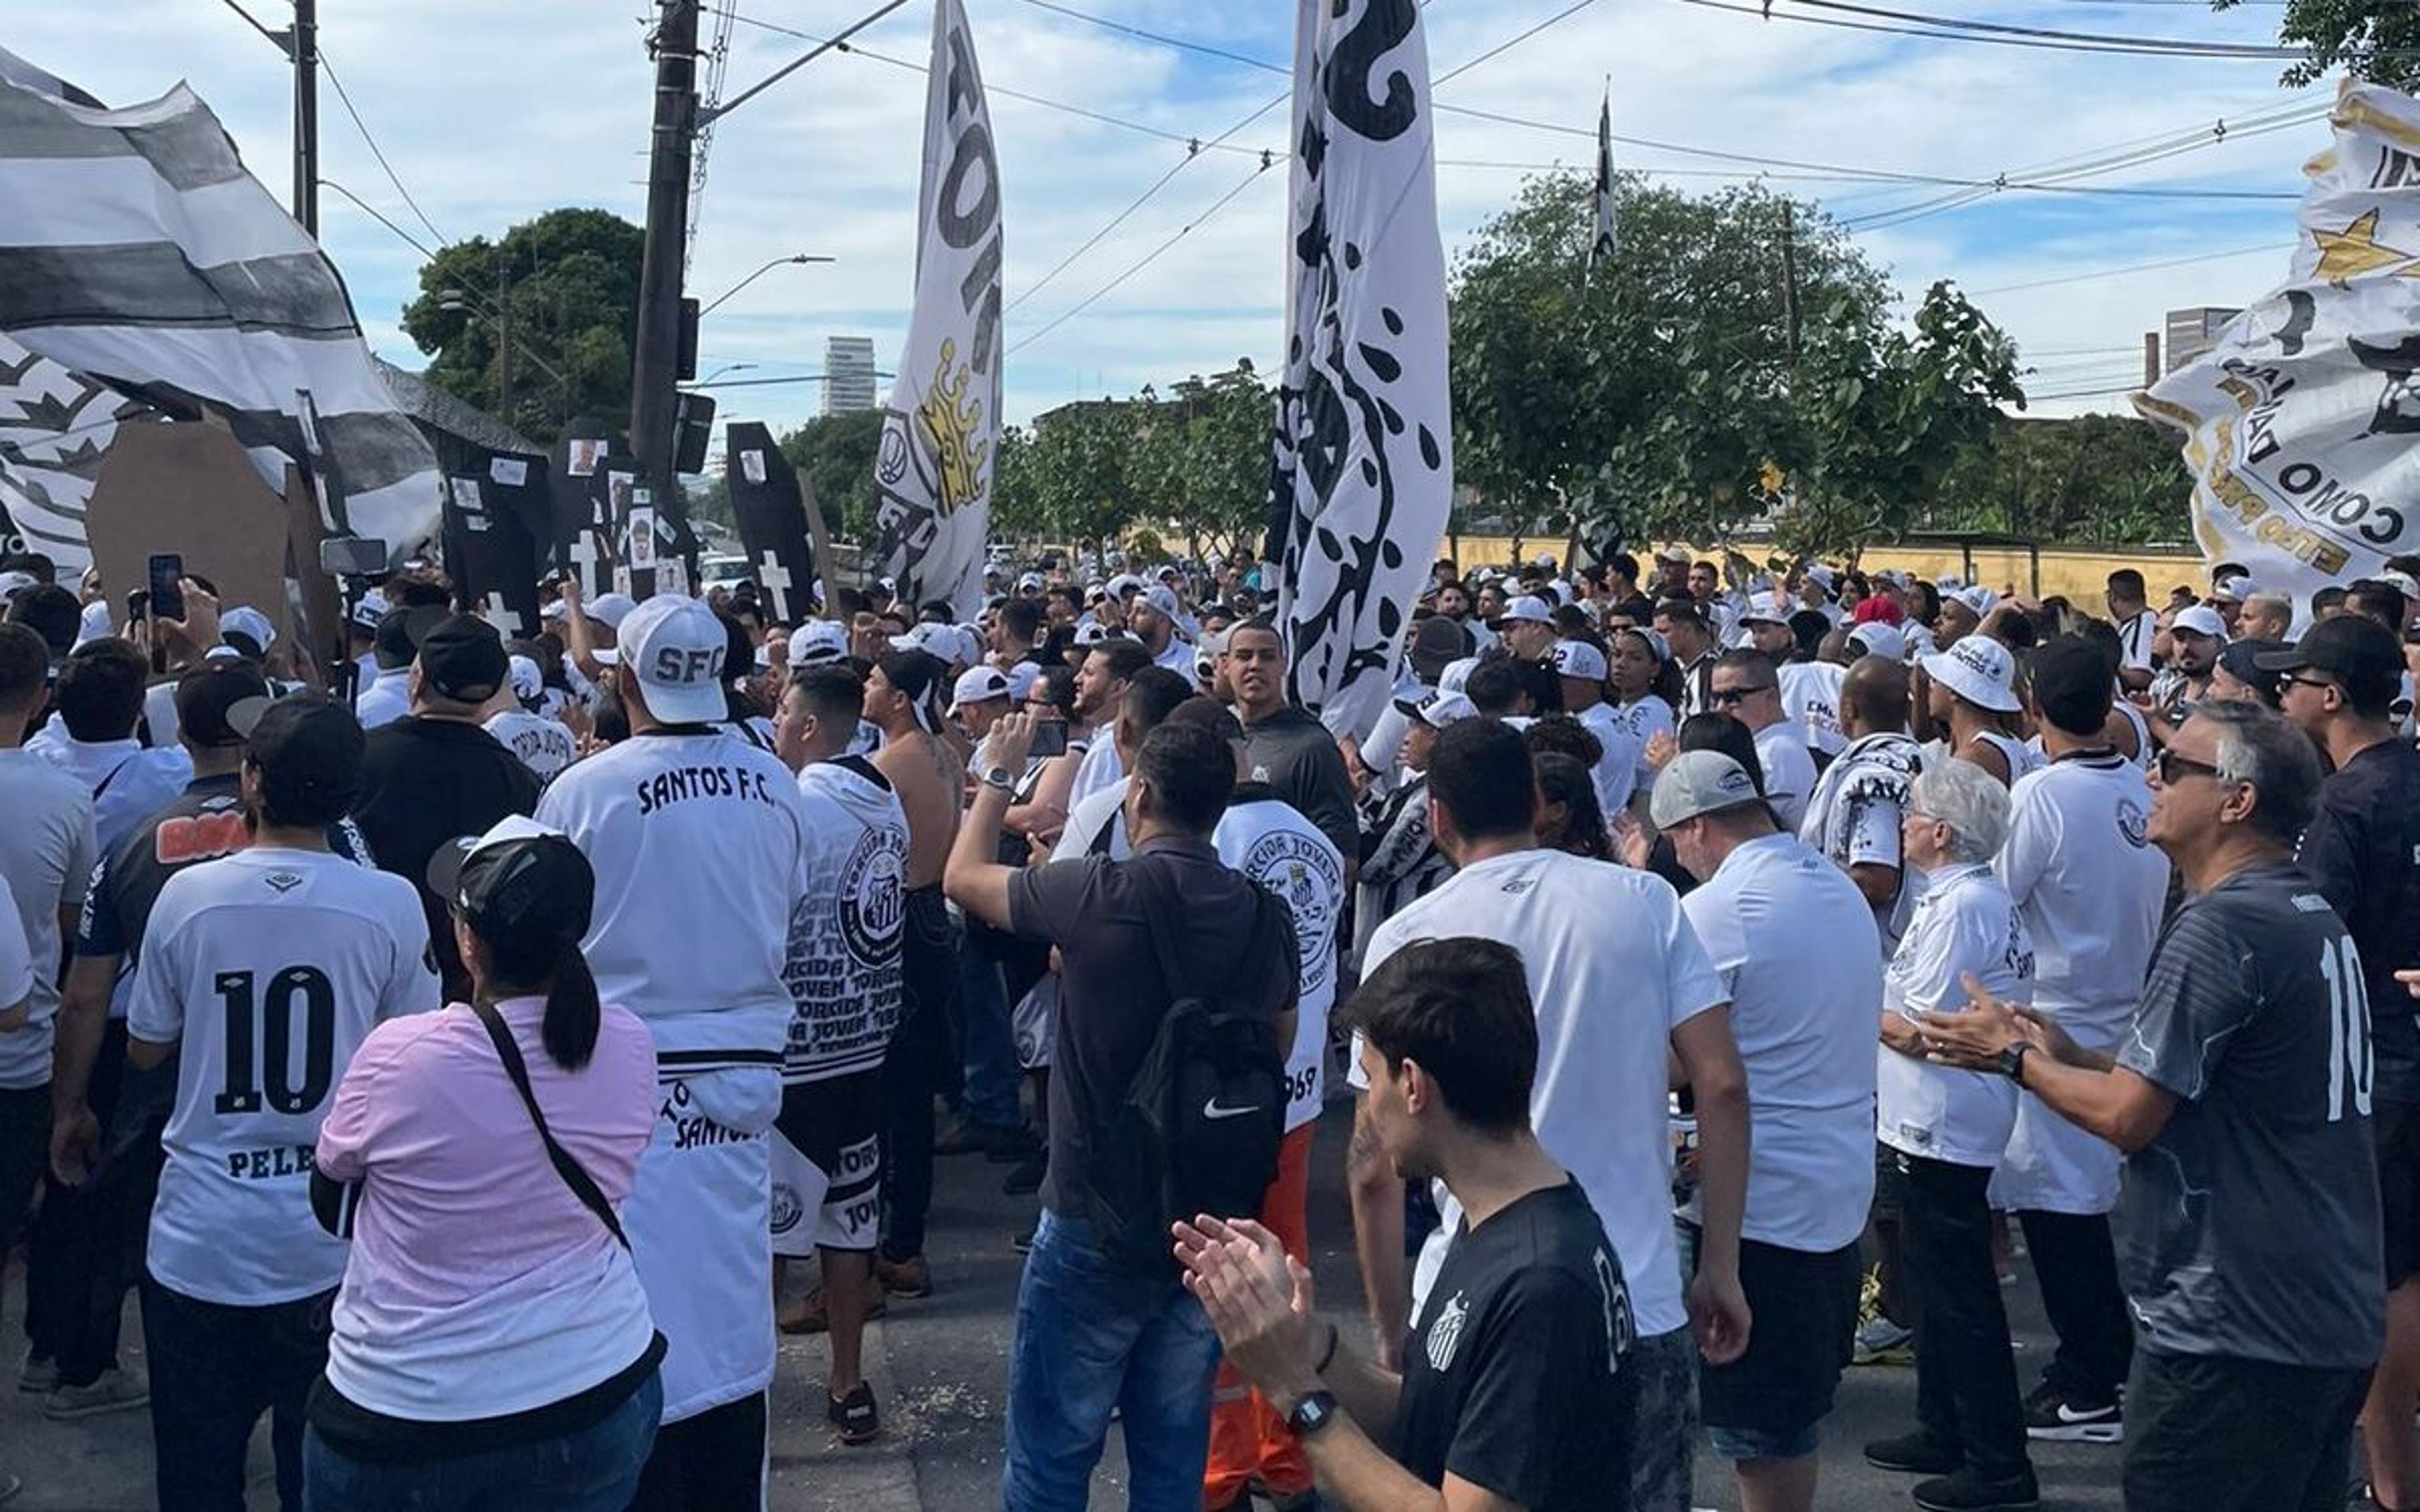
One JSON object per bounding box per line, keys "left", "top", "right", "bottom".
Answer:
{"left": 631, "top": 0, "right": 701, "bottom": 507}
{"left": 290, "top": 0, "right": 319, "bottom": 234}
{"left": 1778, "top": 201, "right": 1802, "bottom": 372}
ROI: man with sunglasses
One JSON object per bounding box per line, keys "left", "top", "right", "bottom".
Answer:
{"left": 2259, "top": 612, "right": 2420, "bottom": 1509}
{"left": 1922, "top": 701, "right": 2380, "bottom": 1512}
{"left": 1710, "top": 651, "right": 1814, "bottom": 830}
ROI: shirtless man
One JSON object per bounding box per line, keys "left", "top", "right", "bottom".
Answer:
{"left": 863, "top": 650, "right": 964, "bottom": 1297}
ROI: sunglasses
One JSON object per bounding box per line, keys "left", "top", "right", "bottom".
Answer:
{"left": 2276, "top": 673, "right": 2334, "bottom": 696}
{"left": 2153, "top": 748, "right": 2224, "bottom": 786}
{"left": 1709, "top": 684, "right": 1773, "bottom": 707}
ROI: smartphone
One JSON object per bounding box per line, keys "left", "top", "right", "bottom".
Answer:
{"left": 1027, "top": 719, "right": 1069, "bottom": 759}
{"left": 125, "top": 589, "right": 149, "bottom": 626}
{"left": 318, "top": 536, "right": 388, "bottom": 578}
{"left": 147, "top": 554, "right": 185, "bottom": 624}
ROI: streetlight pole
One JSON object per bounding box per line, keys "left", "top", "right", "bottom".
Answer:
{"left": 699, "top": 253, "right": 835, "bottom": 317}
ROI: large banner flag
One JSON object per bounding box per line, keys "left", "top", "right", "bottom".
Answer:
{"left": 2138, "top": 81, "right": 2420, "bottom": 609}
{"left": 548, "top": 423, "right": 618, "bottom": 598}
{"left": 727, "top": 421, "right": 817, "bottom": 624}
{"left": 870, "top": 0, "right": 1001, "bottom": 619}
{"left": 1589, "top": 87, "right": 1617, "bottom": 280}
{"left": 0, "top": 332, "right": 156, "bottom": 575}
{"left": 0, "top": 49, "right": 440, "bottom": 563}
{"left": 1266, "top": 0, "right": 1455, "bottom": 740}
{"left": 441, "top": 454, "right": 548, "bottom": 639}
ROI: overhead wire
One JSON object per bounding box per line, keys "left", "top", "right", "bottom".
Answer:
{"left": 1005, "top": 163, "right": 1280, "bottom": 358}
{"left": 1971, "top": 241, "right": 2292, "bottom": 296}
{"left": 1676, "top": 0, "right": 2399, "bottom": 58}
{"left": 317, "top": 52, "right": 448, "bottom": 246}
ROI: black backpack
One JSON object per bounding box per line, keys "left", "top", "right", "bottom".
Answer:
{"left": 1085, "top": 863, "right": 1289, "bottom": 1271}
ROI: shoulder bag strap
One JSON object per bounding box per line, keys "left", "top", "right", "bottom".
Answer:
{"left": 469, "top": 1001, "right": 630, "bottom": 1249}
{"left": 1131, "top": 858, "right": 1193, "bottom": 1002}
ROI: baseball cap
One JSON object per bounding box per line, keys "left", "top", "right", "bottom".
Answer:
{"left": 1847, "top": 621, "right": 1906, "bottom": 662}
{"left": 1005, "top": 661, "right": 1040, "bottom": 701}
{"left": 219, "top": 605, "right": 275, "bottom": 660}
{"left": 1409, "top": 616, "right": 1472, "bottom": 686}
{"left": 1493, "top": 594, "right": 1553, "bottom": 627}
{"left": 2254, "top": 612, "right": 2405, "bottom": 705}
{"left": 2170, "top": 604, "right": 2228, "bottom": 642}
{"left": 1651, "top": 750, "right": 1766, "bottom": 829}
{"left": 0, "top": 571, "right": 35, "bottom": 598}
{"left": 2210, "top": 576, "right": 2250, "bottom": 604}
{"left": 425, "top": 815, "right": 594, "bottom": 943}
{"left": 416, "top": 614, "right": 510, "bottom": 703}
{"left": 950, "top": 665, "right": 1011, "bottom": 713}
{"left": 1138, "top": 584, "right": 1184, "bottom": 623}
{"left": 1016, "top": 571, "right": 1045, "bottom": 593}
{"left": 1803, "top": 564, "right": 1838, "bottom": 597}
{"left": 1073, "top": 619, "right": 1111, "bottom": 646}
{"left": 1437, "top": 655, "right": 1481, "bottom": 696}
{"left": 1739, "top": 592, "right": 1792, "bottom": 627}
{"left": 1549, "top": 639, "right": 1608, "bottom": 682}
{"left": 1107, "top": 573, "right": 1144, "bottom": 598}
{"left": 613, "top": 593, "right": 728, "bottom": 723}
{"left": 786, "top": 619, "right": 849, "bottom": 668}
{"left": 243, "top": 692, "right": 365, "bottom": 813}
{"left": 1657, "top": 544, "right": 1693, "bottom": 565}
{"left": 373, "top": 604, "right": 447, "bottom": 671}
{"left": 1923, "top": 635, "right": 2022, "bottom": 713}
{"left": 174, "top": 660, "right": 273, "bottom": 748}
{"left": 347, "top": 588, "right": 389, "bottom": 634}
{"left": 1949, "top": 584, "right": 1998, "bottom": 619}
{"left": 587, "top": 592, "right": 639, "bottom": 631}
{"left": 507, "top": 654, "right": 543, "bottom": 703}
{"left": 1393, "top": 689, "right": 1479, "bottom": 730}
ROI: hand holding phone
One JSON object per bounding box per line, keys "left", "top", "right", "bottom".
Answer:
{"left": 147, "top": 553, "right": 185, "bottom": 626}
{"left": 1026, "top": 719, "right": 1069, "bottom": 759}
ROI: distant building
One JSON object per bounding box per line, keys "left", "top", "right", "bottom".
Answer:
{"left": 822, "top": 336, "right": 877, "bottom": 416}
{"left": 2163, "top": 307, "right": 2241, "bottom": 375}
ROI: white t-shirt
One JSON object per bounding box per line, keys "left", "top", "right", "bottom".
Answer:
{"left": 1615, "top": 695, "right": 1674, "bottom": 794}
{"left": 0, "top": 873, "right": 35, "bottom": 1041}
{"left": 1877, "top": 863, "right": 2032, "bottom": 1168}
{"left": 1778, "top": 661, "right": 1847, "bottom": 757}
{"left": 130, "top": 849, "right": 438, "bottom": 1304}
{"left": 1364, "top": 849, "right": 1727, "bottom": 1337}
{"left": 1214, "top": 794, "right": 1344, "bottom": 1132}
{"left": 1752, "top": 720, "right": 1817, "bottom": 833}
{"left": 1065, "top": 736, "right": 1124, "bottom": 813}
{"left": 1681, "top": 832, "right": 1881, "bottom": 1252}
{"left": 353, "top": 668, "right": 413, "bottom": 730}
{"left": 785, "top": 757, "right": 909, "bottom": 1084}
{"left": 1152, "top": 635, "right": 1197, "bottom": 678}
{"left": 0, "top": 750, "right": 96, "bottom": 1091}
{"left": 1995, "top": 752, "right": 2169, "bottom": 1045}
{"left": 483, "top": 709, "right": 577, "bottom": 785}
{"left": 2115, "top": 608, "right": 2159, "bottom": 673}
{"left": 1574, "top": 701, "right": 1639, "bottom": 823}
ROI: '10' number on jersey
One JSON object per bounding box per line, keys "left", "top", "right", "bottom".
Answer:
{"left": 212, "top": 966, "right": 338, "bottom": 1116}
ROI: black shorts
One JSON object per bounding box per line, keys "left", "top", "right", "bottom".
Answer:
{"left": 1870, "top": 1139, "right": 1904, "bottom": 1221}
{"left": 2123, "top": 1348, "right": 2368, "bottom": 1512}
{"left": 770, "top": 1073, "right": 882, "bottom": 1256}
{"left": 2375, "top": 1098, "right": 2420, "bottom": 1286}
{"left": 1697, "top": 1236, "right": 1862, "bottom": 1445}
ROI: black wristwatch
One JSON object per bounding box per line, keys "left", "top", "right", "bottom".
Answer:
{"left": 1287, "top": 1389, "right": 1341, "bottom": 1438}
{"left": 1998, "top": 1041, "right": 2031, "bottom": 1085}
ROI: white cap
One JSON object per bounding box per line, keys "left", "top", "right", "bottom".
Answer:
{"left": 220, "top": 605, "right": 275, "bottom": 655}
{"left": 507, "top": 653, "right": 543, "bottom": 702}
{"left": 1847, "top": 622, "right": 1906, "bottom": 662}
{"left": 786, "top": 619, "right": 848, "bottom": 668}
{"left": 1074, "top": 620, "right": 1112, "bottom": 646}
{"left": 1005, "top": 661, "right": 1040, "bottom": 701}
{"left": 1549, "top": 639, "right": 1608, "bottom": 682}
{"left": 1803, "top": 564, "right": 1838, "bottom": 595}
{"left": 2171, "top": 604, "right": 2228, "bottom": 642}
{"left": 1949, "top": 584, "right": 1997, "bottom": 618}
{"left": 2210, "top": 576, "right": 2249, "bottom": 604}
{"left": 1650, "top": 750, "right": 1766, "bottom": 828}
{"left": 1138, "top": 584, "right": 1184, "bottom": 623}
{"left": 1922, "top": 635, "right": 2021, "bottom": 714}
{"left": 1437, "top": 655, "right": 1481, "bottom": 696}
{"left": 950, "top": 665, "right": 1011, "bottom": 713}
{"left": 1016, "top": 571, "right": 1045, "bottom": 592}
{"left": 587, "top": 592, "right": 639, "bottom": 631}
{"left": 1393, "top": 688, "right": 1480, "bottom": 730}
{"left": 1107, "top": 573, "right": 1145, "bottom": 598}
{"left": 2385, "top": 569, "right": 2420, "bottom": 602}
{"left": 1739, "top": 591, "right": 1793, "bottom": 627}
{"left": 889, "top": 622, "right": 960, "bottom": 664}
{"left": 0, "top": 571, "right": 35, "bottom": 598}
{"left": 613, "top": 593, "right": 728, "bottom": 723}
{"left": 1495, "top": 594, "right": 1553, "bottom": 626}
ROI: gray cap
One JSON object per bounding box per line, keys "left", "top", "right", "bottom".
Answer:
{"left": 1650, "top": 750, "right": 1765, "bottom": 829}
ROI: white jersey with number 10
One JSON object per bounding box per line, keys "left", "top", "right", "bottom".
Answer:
{"left": 129, "top": 848, "right": 439, "bottom": 1307}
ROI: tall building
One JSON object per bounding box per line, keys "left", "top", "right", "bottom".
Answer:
{"left": 2163, "top": 307, "right": 2241, "bottom": 375}
{"left": 822, "top": 336, "right": 877, "bottom": 416}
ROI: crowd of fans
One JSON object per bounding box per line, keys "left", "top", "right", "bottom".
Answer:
{"left": 0, "top": 534, "right": 2414, "bottom": 1512}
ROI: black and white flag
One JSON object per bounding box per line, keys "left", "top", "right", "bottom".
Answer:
{"left": 0, "top": 332, "right": 156, "bottom": 574}
{"left": 441, "top": 454, "right": 548, "bottom": 639}
{"left": 1266, "top": 0, "right": 1454, "bottom": 740}
{"left": 726, "top": 421, "right": 816, "bottom": 625}
{"left": 870, "top": 0, "right": 1002, "bottom": 619}
{"left": 548, "top": 424, "right": 618, "bottom": 598}
{"left": 1589, "top": 88, "right": 1617, "bottom": 278}
{"left": 0, "top": 49, "right": 440, "bottom": 562}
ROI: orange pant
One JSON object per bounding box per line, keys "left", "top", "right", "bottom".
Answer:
{"left": 1203, "top": 1122, "right": 1317, "bottom": 1509}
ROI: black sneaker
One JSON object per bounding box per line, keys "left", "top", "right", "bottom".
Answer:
{"left": 827, "top": 1382, "right": 880, "bottom": 1446}
{"left": 1001, "top": 1152, "right": 1045, "bottom": 1196}
{"left": 1865, "top": 1430, "right": 1964, "bottom": 1475}
{"left": 2021, "top": 1380, "right": 2122, "bottom": 1443}
{"left": 1912, "top": 1466, "right": 2039, "bottom": 1511}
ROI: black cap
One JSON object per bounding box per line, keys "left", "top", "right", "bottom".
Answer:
{"left": 425, "top": 818, "right": 594, "bottom": 941}
{"left": 2252, "top": 614, "right": 2404, "bottom": 706}
{"left": 2218, "top": 637, "right": 2285, "bottom": 694}
{"left": 416, "top": 614, "right": 508, "bottom": 702}
{"left": 374, "top": 605, "right": 446, "bottom": 671}
{"left": 243, "top": 692, "right": 365, "bottom": 814}
{"left": 174, "top": 660, "right": 273, "bottom": 748}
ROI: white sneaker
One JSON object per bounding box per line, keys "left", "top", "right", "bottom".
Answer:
{"left": 43, "top": 1367, "right": 150, "bottom": 1421}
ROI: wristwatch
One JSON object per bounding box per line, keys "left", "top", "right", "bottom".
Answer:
{"left": 979, "top": 764, "right": 1017, "bottom": 792}
{"left": 1997, "top": 1041, "right": 2031, "bottom": 1085}
{"left": 1286, "top": 1389, "right": 1340, "bottom": 1438}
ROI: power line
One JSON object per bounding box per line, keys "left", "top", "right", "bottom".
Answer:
{"left": 1971, "top": 241, "right": 2290, "bottom": 295}
{"left": 1006, "top": 163, "right": 1278, "bottom": 358}
{"left": 317, "top": 52, "right": 446, "bottom": 246}
{"left": 1435, "top": 0, "right": 1605, "bottom": 85}
{"left": 1678, "top": 0, "right": 2387, "bottom": 57}
{"left": 1773, "top": 0, "right": 2313, "bottom": 55}
{"left": 1009, "top": 0, "right": 1286, "bottom": 74}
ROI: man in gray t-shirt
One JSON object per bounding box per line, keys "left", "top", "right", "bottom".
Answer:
{"left": 1923, "top": 704, "right": 2382, "bottom": 1512}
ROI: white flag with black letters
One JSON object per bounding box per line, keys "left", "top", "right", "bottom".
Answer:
{"left": 1267, "top": 0, "right": 1454, "bottom": 740}
{"left": 870, "top": 0, "right": 1001, "bottom": 619}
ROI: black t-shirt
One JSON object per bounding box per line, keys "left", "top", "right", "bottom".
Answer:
{"left": 1006, "top": 838, "right": 1298, "bottom": 1218}
{"left": 352, "top": 717, "right": 543, "bottom": 1002}
{"left": 1392, "top": 1179, "right": 1635, "bottom": 1510}
{"left": 2297, "top": 738, "right": 2420, "bottom": 1101}
{"left": 1242, "top": 706, "right": 1358, "bottom": 863}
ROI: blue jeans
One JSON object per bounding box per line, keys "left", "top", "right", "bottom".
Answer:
{"left": 1004, "top": 1210, "right": 1222, "bottom": 1512}
{"left": 958, "top": 944, "right": 1022, "bottom": 1128}
{"left": 302, "top": 1370, "right": 660, "bottom": 1512}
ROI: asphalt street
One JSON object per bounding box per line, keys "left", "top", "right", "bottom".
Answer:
{"left": 7, "top": 1098, "right": 2148, "bottom": 1510}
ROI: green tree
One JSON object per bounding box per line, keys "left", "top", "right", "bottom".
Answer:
{"left": 401, "top": 207, "right": 643, "bottom": 446}
{"left": 1129, "top": 364, "right": 1272, "bottom": 560}
{"left": 1930, "top": 413, "right": 2194, "bottom": 545}
{"left": 1013, "top": 400, "right": 1144, "bottom": 546}
{"left": 776, "top": 408, "right": 886, "bottom": 543}
{"left": 2215, "top": 0, "right": 2420, "bottom": 88}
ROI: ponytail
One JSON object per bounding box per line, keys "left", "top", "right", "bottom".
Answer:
{"left": 540, "top": 935, "right": 602, "bottom": 1072}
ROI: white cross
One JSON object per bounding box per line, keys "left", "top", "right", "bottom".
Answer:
{"left": 567, "top": 535, "right": 601, "bottom": 599}
{"left": 478, "top": 592, "right": 517, "bottom": 638}
{"left": 756, "top": 549, "right": 793, "bottom": 622}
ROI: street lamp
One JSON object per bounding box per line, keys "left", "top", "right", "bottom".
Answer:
{"left": 698, "top": 362, "right": 758, "bottom": 386}
{"left": 439, "top": 284, "right": 510, "bottom": 418}
{"left": 699, "top": 253, "right": 835, "bottom": 316}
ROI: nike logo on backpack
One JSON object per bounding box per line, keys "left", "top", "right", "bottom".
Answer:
{"left": 1202, "top": 1097, "right": 1263, "bottom": 1121}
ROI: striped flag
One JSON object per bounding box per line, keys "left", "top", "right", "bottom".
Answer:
{"left": 0, "top": 49, "right": 440, "bottom": 563}
{"left": 1589, "top": 88, "right": 1617, "bottom": 278}
{"left": 0, "top": 333, "right": 156, "bottom": 575}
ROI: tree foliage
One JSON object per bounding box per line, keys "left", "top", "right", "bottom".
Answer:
{"left": 1929, "top": 413, "right": 2194, "bottom": 546}
{"left": 777, "top": 408, "right": 885, "bottom": 543}
{"left": 2216, "top": 0, "right": 2420, "bottom": 88}
{"left": 401, "top": 208, "right": 644, "bottom": 446}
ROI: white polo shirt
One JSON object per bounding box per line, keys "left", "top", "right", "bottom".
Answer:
{"left": 1752, "top": 721, "right": 1818, "bottom": 833}
{"left": 1877, "top": 863, "right": 2033, "bottom": 1169}
{"left": 1779, "top": 660, "right": 1847, "bottom": 758}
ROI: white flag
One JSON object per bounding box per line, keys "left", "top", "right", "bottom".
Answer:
{"left": 1590, "top": 89, "right": 1616, "bottom": 278}
{"left": 1268, "top": 0, "right": 1454, "bottom": 740}
{"left": 871, "top": 0, "right": 1002, "bottom": 619}
{"left": 2138, "top": 81, "right": 2420, "bottom": 618}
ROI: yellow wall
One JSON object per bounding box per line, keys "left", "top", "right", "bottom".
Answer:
{"left": 1443, "top": 534, "right": 2209, "bottom": 607}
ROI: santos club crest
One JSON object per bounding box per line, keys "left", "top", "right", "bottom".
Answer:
{"left": 839, "top": 825, "right": 908, "bottom": 966}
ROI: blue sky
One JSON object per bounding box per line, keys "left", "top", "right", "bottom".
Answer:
{"left": 11, "top": 0, "right": 2322, "bottom": 438}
